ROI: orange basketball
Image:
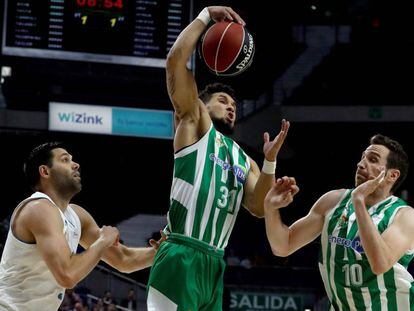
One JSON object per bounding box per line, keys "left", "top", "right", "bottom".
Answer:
{"left": 200, "top": 21, "right": 255, "bottom": 76}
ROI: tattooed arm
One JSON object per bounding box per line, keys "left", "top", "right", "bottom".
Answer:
{"left": 166, "top": 12, "right": 209, "bottom": 153}
{"left": 166, "top": 7, "right": 244, "bottom": 152}
{"left": 166, "top": 24, "right": 202, "bottom": 121}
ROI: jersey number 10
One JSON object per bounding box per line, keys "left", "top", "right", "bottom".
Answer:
{"left": 342, "top": 263, "right": 363, "bottom": 287}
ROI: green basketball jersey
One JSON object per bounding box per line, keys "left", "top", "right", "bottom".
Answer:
{"left": 167, "top": 124, "right": 251, "bottom": 250}
{"left": 319, "top": 189, "right": 414, "bottom": 310}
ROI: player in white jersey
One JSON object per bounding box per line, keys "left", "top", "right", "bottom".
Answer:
{"left": 264, "top": 134, "right": 414, "bottom": 310}
{"left": 146, "top": 6, "right": 290, "bottom": 311}
{"left": 0, "top": 142, "right": 163, "bottom": 311}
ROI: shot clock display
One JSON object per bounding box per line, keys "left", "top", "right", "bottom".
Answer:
{"left": 2, "top": 0, "right": 191, "bottom": 67}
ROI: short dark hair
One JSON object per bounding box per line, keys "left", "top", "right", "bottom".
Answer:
{"left": 23, "top": 142, "right": 65, "bottom": 190}
{"left": 370, "top": 134, "right": 409, "bottom": 193}
{"left": 199, "top": 83, "right": 236, "bottom": 104}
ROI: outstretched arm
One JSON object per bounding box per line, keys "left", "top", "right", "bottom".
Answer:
{"left": 265, "top": 183, "right": 345, "bottom": 257}
{"left": 242, "top": 120, "right": 290, "bottom": 217}
{"left": 352, "top": 170, "right": 414, "bottom": 275}
{"left": 72, "top": 205, "right": 165, "bottom": 273}
{"left": 167, "top": 6, "right": 244, "bottom": 119}
{"left": 100, "top": 237, "right": 165, "bottom": 273}
{"left": 167, "top": 7, "right": 245, "bottom": 151}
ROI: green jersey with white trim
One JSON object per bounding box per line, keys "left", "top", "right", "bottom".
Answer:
{"left": 168, "top": 124, "right": 250, "bottom": 250}
{"left": 319, "top": 189, "right": 414, "bottom": 310}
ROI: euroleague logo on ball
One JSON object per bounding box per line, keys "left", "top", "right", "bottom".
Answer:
{"left": 200, "top": 21, "right": 255, "bottom": 76}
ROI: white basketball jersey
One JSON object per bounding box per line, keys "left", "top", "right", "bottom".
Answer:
{"left": 0, "top": 192, "right": 81, "bottom": 311}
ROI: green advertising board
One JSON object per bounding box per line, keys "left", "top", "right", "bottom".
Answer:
{"left": 230, "top": 291, "right": 304, "bottom": 310}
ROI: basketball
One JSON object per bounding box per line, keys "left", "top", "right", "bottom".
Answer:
{"left": 200, "top": 21, "right": 255, "bottom": 76}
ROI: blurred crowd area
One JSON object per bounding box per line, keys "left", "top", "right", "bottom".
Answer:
{"left": 58, "top": 287, "right": 137, "bottom": 311}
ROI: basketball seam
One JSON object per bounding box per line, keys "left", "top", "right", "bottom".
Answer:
{"left": 214, "top": 22, "right": 234, "bottom": 74}
{"left": 218, "top": 24, "right": 245, "bottom": 73}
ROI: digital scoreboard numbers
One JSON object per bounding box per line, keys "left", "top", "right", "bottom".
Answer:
{"left": 73, "top": 0, "right": 125, "bottom": 29}
{"left": 2, "top": 0, "right": 191, "bottom": 67}
{"left": 67, "top": 0, "right": 130, "bottom": 55}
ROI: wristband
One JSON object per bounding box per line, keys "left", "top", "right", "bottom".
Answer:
{"left": 197, "top": 7, "right": 211, "bottom": 25}
{"left": 262, "top": 159, "right": 276, "bottom": 174}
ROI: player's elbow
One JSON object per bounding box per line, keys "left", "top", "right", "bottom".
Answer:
{"left": 245, "top": 203, "right": 264, "bottom": 218}
{"left": 269, "top": 237, "right": 294, "bottom": 257}
{"left": 370, "top": 262, "right": 391, "bottom": 276}
{"left": 250, "top": 209, "right": 264, "bottom": 218}
{"left": 117, "top": 267, "right": 131, "bottom": 274}
{"left": 270, "top": 246, "right": 291, "bottom": 257}
{"left": 114, "top": 261, "right": 149, "bottom": 274}
{"left": 55, "top": 272, "right": 77, "bottom": 289}
{"left": 116, "top": 264, "right": 134, "bottom": 274}
{"left": 371, "top": 265, "right": 386, "bottom": 276}
{"left": 370, "top": 256, "right": 394, "bottom": 275}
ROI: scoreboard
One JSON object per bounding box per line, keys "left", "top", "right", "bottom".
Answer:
{"left": 2, "top": 0, "right": 192, "bottom": 67}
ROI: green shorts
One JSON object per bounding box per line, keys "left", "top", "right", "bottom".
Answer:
{"left": 147, "top": 233, "right": 226, "bottom": 311}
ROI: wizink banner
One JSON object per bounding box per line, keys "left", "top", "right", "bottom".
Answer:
{"left": 49, "top": 102, "right": 174, "bottom": 139}
{"left": 49, "top": 103, "right": 112, "bottom": 134}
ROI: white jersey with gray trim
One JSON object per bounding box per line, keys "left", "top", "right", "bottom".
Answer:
{"left": 319, "top": 189, "right": 414, "bottom": 310}
{"left": 168, "top": 124, "right": 251, "bottom": 250}
{"left": 0, "top": 192, "right": 81, "bottom": 311}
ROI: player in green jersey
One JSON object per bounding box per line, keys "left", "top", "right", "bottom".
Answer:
{"left": 146, "top": 6, "right": 290, "bottom": 311}
{"left": 264, "top": 134, "right": 413, "bottom": 310}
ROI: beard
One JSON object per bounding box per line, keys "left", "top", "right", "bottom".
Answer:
{"left": 211, "top": 117, "right": 234, "bottom": 135}
{"left": 52, "top": 174, "right": 82, "bottom": 196}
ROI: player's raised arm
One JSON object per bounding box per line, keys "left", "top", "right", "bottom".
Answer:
{"left": 166, "top": 6, "right": 244, "bottom": 119}
{"left": 242, "top": 120, "right": 289, "bottom": 217}
{"left": 351, "top": 170, "right": 414, "bottom": 275}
